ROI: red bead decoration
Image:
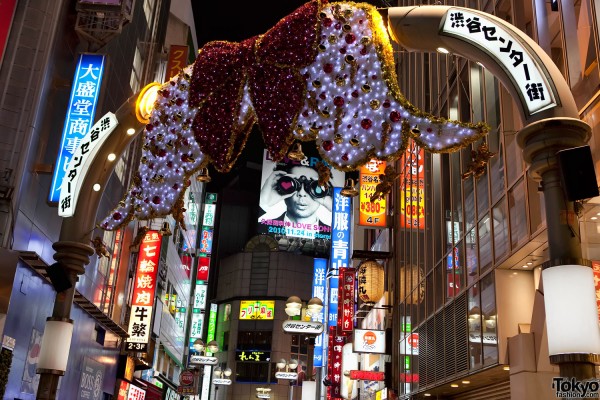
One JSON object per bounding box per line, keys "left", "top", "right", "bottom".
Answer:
{"left": 333, "top": 96, "right": 345, "bottom": 107}
{"left": 324, "top": 63, "right": 333, "bottom": 73}
{"left": 345, "top": 33, "right": 356, "bottom": 44}
{"left": 322, "top": 140, "right": 333, "bottom": 151}
{"left": 361, "top": 118, "right": 372, "bottom": 129}
{"left": 152, "top": 196, "right": 161, "bottom": 204}
{"left": 113, "top": 212, "right": 122, "bottom": 221}
{"left": 390, "top": 111, "right": 401, "bottom": 122}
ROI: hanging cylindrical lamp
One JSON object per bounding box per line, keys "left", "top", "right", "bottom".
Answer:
{"left": 357, "top": 260, "right": 385, "bottom": 303}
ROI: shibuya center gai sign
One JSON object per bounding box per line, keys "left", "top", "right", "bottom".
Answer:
{"left": 282, "top": 320, "right": 324, "bottom": 335}
{"left": 441, "top": 8, "right": 556, "bottom": 116}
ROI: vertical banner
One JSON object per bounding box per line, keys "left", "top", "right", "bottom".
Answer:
{"left": 339, "top": 268, "right": 356, "bottom": 334}
{"left": 312, "top": 258, "right": 327, "bottom": 367}
{"left": 165, "top": 45, "right": 189, "bottom": 80}
{"left": 50, "top": 53, "right": 106, "bottom": 203}
{"left": 327, "top": 327, "right": 346, "bottom": 399}
{"left": 593, "top": 261, "right": 600, "bottom": 321}
{"left": 399, "top": 140, "right": 425, "bottom": 229}
{"left": 359, "top": 160, "right": 387, "bottom": 227}
{"left": 126, "top": 231, "right": 162, "bottom": 352}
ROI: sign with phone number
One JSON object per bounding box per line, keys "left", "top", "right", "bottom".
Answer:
{"left": 359, "top": 160, "right": 387, "bottom": 227}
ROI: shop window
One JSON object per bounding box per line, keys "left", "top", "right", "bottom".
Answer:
{"left": 237, "top": 330, "right": 272, "bottom": 351}
{"left": 481, "top": 273, "right": 498, "bottom": 366}
{"left": 468, "top": 285, "right": 483, "bottom": 370}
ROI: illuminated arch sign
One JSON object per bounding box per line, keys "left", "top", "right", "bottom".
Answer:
{"left": 441, "top": 8, "right": 556, "bottom": 116}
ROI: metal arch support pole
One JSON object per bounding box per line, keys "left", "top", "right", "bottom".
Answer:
{"left": 36, "top": 94, "right": 144, "bottom": 399}
{"left": 387, "top": 3, "right": 598, "bottom": 384}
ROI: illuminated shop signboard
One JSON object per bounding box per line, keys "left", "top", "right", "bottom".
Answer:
{"left": 239, "top": 300, "right": 274, "bottom": 320}
{"left": 198, "top": 228, "right": 213, "bottom": 254}
{"left": 312, "top": 258, "right": 327, "bottom": 367}
{"left": 400, "top": 140, "right": 425, "bottom": 230}
{"left": 339, "top": 267, "right": 355, "bottom": 334}
{"left": 50, "top": 53, "right": 106, "bottom": 203}
{"left": 353, "top": 329, "right": 386, "bottom": 354}
{"left": 329, "top": 187, "right": 351, "bottom": 328}
{"left": 165, "top": 44, "right": 189, "bottom": 80}
{"left": 203, "top": 204, "right": 216, "bottom": 227}
{"left": 441, "top": 8, "right": 556, "bottom": 116}
{"left": 126, "top": 230, "right": 162, "bottom": 352}
{"left": 359, "top": 159, "right": 387, "bottom": 227}
{"left": 235, "top": 350, "right": 270, "bottom": 362}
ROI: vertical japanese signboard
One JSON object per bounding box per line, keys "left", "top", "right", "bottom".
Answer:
{"left": 359, "top": 160, "right": 387, "bottom": 227}
{"left": 399, "top": 140, "right": 425, "bottom": 230}
{"left": 339, "top": 268, "right": 356, "bottom": 334}
{"left": 197, "top": 256, "right": 210, "bottom": 282}
{"left": 126, "top": 230, "right": 162, "bottom": 352}
{"left": 165, "top": 45, "right": 189, "bottom": 80}
{"left": 327, "top": 326, "right": 346, "bottom": 399}
{"left": 312, "top": 258, "right": 327, "bottom": 367}
{"left": 329, "top": 187, "right": 351, "bottom": 327}
{"left": 50, "top": 53, "right": 106, "bottom": 203}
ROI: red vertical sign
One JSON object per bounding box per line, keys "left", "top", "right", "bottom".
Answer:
{"left": 126, "top": 230, "right": 162, "bottom": 352}
{"left": 400, "top": 140, "right": 425, "bottom": 229}
{"left": 197, "top": 256, "right": 210, "bottom": 282}
{"left": 0, "top": 0, "right": 17, "bottom": 64}
{"left": 338, "top": 268, "right": 355, "bottom": 334}
{"left": 165, "top": 45, "right": 189, "bottom": 80}
{"left": 327, "top": 326, "right": 346, "bottom": 398}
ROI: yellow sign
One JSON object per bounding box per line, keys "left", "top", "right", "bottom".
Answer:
{"left": 359, "top": 160, "right": 387, "bottom": 227}
{"left": 239, "top": 300, "right": 275, "bottom": 320}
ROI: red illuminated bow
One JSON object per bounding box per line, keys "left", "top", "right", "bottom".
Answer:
{"left": 189, "top": 1, "right": 322, "bottom": 172}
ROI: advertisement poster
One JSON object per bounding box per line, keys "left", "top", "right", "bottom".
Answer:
{"left": 77, "top": 357, "right": 105, "bottom": 400}
{"left": 258, "top": 150, "right": 344, "bottom": 255}
{"left": 359, "top": 160, "right": 387, "bottom": 227}
{"left": 20, "top": 328, "right": 42, "bottom": 394}
{"left": 399, "top": 140, "right": 425, "bottom": 229}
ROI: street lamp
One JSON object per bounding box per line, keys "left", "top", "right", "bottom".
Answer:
{"left": 212, "top": 366, "right": 232, "bottom": 400}
{"left": 282, "top": 296, "right": 324, "bottom": 384}
{"left": 276, "top": 359, "right": 299, "bottom": 400}
{"left": 190, "top": 339, "right": 219, "bottom": 365}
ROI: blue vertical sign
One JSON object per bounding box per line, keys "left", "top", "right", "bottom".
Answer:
{"left": 328, "top": 187, "right": 351, "bottom": 327}
{"left": 49, "top": 53, "right": 106, "bottom": 203}
{"left": 312, "top": 258, "right": 327, "bottom": 367}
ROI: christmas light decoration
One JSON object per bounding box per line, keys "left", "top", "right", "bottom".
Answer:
{"left": 99, "top": 0, "right": 488, "bottom": 231}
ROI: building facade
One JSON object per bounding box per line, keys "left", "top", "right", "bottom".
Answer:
{"left": 0, "top": 0, "right": 199, "bottom": 398}
{"left": 391, "top": 0, "right": 600, "bottom": 399}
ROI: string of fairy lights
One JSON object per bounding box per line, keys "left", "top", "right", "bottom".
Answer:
{"left": 100, "top": 1, "right": 488, "bottom": 231}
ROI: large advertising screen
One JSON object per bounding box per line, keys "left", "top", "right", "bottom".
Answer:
{"left": 258, "top": 150, "right": 344, "bottom": 255}
{"left": 399, "top": 140, "right": 425, "bottom": 229}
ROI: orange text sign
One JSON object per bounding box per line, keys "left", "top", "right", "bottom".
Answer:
{"left": 359, "top": 160, "right": 387, "bottom": 227}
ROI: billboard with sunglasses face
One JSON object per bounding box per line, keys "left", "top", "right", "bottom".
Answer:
{"left": 258, "top": 150, "right": 344, "bottom": 256}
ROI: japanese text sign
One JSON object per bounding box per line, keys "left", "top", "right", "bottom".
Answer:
{"left": 50, "top": 53, "right": 106, "bottom": 203}
{"left": 165, "top": 44, "right": 189, "bottom": 80}
{"left": 199, "top": 228, "right": 213, "bottom": 254}
{"left": 239, "top": 300, "right": 274, "bottom": 320}
{"left": 359, "top": 160, "right": 387, "bottom": 227}
{"left": 441, "top": 8, "right": 556, "bottom": 116}
{"left": 236, "top": 350, "right": 270, "bottom": 362}
{"left": 126, "top": 230, "right": 162, "bottom": 352}
{"left": 197, "top": 256, "right": 210, "bottom": 282}
{"left": 399, "top": 140, "right": 425, "bottom": 230}
{"left": 339, "top": 268, "right": 356, "bottom": 334}
{"left": 58, "top": 112, "right": 118, "bottom": 217}
{"left": 312, "top": 258, "right": 327, "bottom": 367}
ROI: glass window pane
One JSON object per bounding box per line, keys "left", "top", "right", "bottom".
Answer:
{"left": 493, "top": 197, "right": 509, "bottom": 263}
{"left": 509, "top": 178, "right": 528, "bottom": 249}
{"left": 481, "top": 273, "right": 498, "bottom": 366}
{"left": 527, "top": 176, "right": 545, "bottom": 233}
{"left": 468, "top": 285, "right": 482, "bottom": 370}
{"left": 466, "top": 228, "right": 478, "bottom": 287}
{"left": 563, "top": 0, "right": 600, "bottom": 109}
{"left": 535, "top": 0, "right": 566, "bottom": 77}
{"left": 479, "top": 214, "right": 492, "bottom": 272}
